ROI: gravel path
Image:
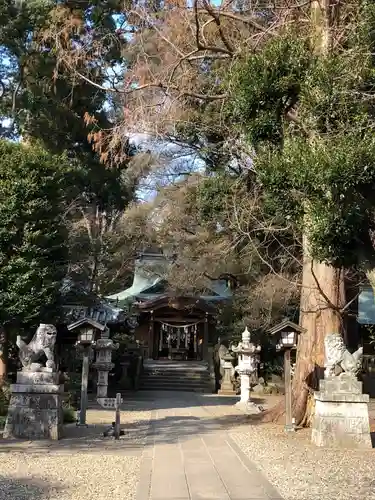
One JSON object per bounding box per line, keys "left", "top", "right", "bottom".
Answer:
{"left": 0, "top": 453, "right": 140, "bottom": 500}
{"left": 0, "top": 406, "right": 151, "bottom": 500}
{"left": 230, "top": 425, "right": 375, "bottom": 500}
{"left": 201, "top": 394, "right": 375, "bottom": 500}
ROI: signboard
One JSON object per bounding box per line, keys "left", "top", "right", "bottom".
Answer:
{"left": 97, "top": 397, "right": 123, "bottom": 409}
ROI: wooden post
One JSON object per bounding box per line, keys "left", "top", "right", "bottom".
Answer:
{"left": 149, "top": 311, "right": 154, "bottom": 359}
{"left": 114, "top": 392, "right": 121, "bottom": 440}
{"left": 79, "top": 347, "right": 90, "bottom": 426}
{"left": 203, "top": 314, "right": 209, "bottom": 361}
{"left": 284, "top": 348, "right": 295, "bottom": 432}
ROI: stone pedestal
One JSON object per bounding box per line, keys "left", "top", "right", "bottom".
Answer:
{"left": 218, "top": 354, "right": 236, "bottom": 395}
{"left": 238, "top": 372, "right": 251, "bottom": 403}
{"left": 235, "top": 371, "right": 263, "bottom": 414}
{"left": 312, "top": 374, "right": 372, "bottom": 449}
{"left": 3, "top": 370, "right": 63, "bottom": 440}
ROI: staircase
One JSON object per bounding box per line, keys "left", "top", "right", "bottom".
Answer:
{"left": 140, "top": 360, "right": 213, "bottom": 393}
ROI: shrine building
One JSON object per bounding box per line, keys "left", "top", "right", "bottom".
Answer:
{"left": 106, "top": 250, "right": 233, "bottom": 362}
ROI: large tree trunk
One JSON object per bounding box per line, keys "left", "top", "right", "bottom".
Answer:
{"left": 263, "top": 240, "right": 345, "bottom": 426}
{"left": 291, "top": 233, "right": 345, "bottom": 426}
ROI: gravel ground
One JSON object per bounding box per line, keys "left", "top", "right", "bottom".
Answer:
{"left": 202, "top": 395, "right": 375, "bottom": 500}
{"left": 230, "top": 425, "right": 375, "bottom": 500}
{"left": 0, "top": 453, "right": 140, "bottom": 500}
{"left": 0, "top": 406, "right": 151, "bottom": 500}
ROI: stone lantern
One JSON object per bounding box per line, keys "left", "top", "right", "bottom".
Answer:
{"left": 218, "top": 350, "right": 236, "bottom": 395}
{"left": 93, "top": 335, "right": 119, "bottom": 402}
{"left": 231, "top": 327, "right": 262, "bottom": 414}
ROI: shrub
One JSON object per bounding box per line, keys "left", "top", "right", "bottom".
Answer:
{"left": 63, "top": 406, "right": 76, "bottom": 423}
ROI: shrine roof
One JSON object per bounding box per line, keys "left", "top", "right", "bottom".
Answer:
{"left": 134, "top": 294, "right": 219, "bottom": 314}
{"left": 106, "top": 251, "right": 232, "bottom": 307}
{"left": 61, "top": 278, "right": 126, "bottom": 323}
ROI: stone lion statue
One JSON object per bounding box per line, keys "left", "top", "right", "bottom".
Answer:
{"left": 324, "top": 333, "right": 363, "bottom": 378}
{"left": 17, "top": 323, "right": 57, "bottom": 371}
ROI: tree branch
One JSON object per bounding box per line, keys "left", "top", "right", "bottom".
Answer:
{"left": 72, "top": 69, "right": 227, "bottom": 100}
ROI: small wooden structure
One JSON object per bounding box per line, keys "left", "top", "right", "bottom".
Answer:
{"left": 269, "top": 319, "right": 305, "bottom": 432}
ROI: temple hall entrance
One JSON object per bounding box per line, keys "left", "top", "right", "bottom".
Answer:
{"left": 134, "top": 296, "right": 217, "bottom": 362}
{"left": 156, "top": 321, "right": 203, "bottom": 361}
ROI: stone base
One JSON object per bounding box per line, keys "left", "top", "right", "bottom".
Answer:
{"left": 3, "top": 370, "right": 63, "bottom": 440}
{"left": 311, "top": 375, "right": 372, "bottom": 449}
{"left": 235, "top": 400, "right": 263, "bottom": 415}
{"left": 218, "top": 388, "right": 236, "bottom": 396}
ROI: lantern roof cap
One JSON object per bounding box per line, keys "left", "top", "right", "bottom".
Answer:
{"left": 67, "top": 317, "right": 106, "bottom": 332}
{"left": 268, "top": 319, "right": 306, "bottom": 336}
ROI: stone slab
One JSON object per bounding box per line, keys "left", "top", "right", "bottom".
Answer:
{"left": 4, "top": 400, "right": 63, "bottom": 440}
{"left": 10, "top": 383, "right": 63, "bottom": 394}
{"left": 315, "top": 392, "right": 369, "bottom": 403}
{"left": 137, "top": 397, "right": 283, "bottom": 500}
{"left": 203, "top": 434, "right": 280, "bottom": 500}
{"left": 150, "top": 443, "right": 190, "bottom": 499}
{"left": 312, "top": 399, "right": 371, "bottom": 449}
{"left": 7, "top": 393, "right": 61, "bottom": 410}
{"left": 16, "top": 371, "right": 60, "bottom": 385}
{"left": 181, "top": 437, "right": 230, "bottom": 500}
{"left": 319, "top": 376, "right": 363, "bottom": 395}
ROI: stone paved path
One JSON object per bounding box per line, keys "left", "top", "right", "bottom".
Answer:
{"left": 136, "top": 392, "right": 283, "bottom": 500}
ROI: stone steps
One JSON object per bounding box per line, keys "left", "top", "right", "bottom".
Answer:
{"left": 142, "top": 372, "right": 210, "bottom": 381}
{"left": 140, "top": 361, "right": 213, "bottom": 393}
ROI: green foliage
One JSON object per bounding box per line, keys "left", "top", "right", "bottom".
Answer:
{"left": 257, "top": 134, "right": 375, "bottom": 266}
{"left": 228, "top": 33, "right": 312, "bottom": 146}
{"left": 227, "top": 9, "right": 375, "bottom": 269}
{"left": 63, "top": 406, "right": 76, "bottom": 423}
{"left": 0, "top": 140, "right": 69, "bottom": 329}
{"left": 194, "top": 175, "right": 235, "bottom": 224}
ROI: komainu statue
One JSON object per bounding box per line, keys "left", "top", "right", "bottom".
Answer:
{"left": 324, "top": 333, "right": 363, "bottom": 378}
{"left": 17, "top": 324, "right": 57, "bottom": 371}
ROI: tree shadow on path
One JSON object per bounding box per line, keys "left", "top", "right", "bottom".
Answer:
{"left": 89, "top": 391, "right": 270, "bottom": 412}
{"left": 0, "top": 412, "right": 260, "bottom": 454}
{"left": 0, "top": 391, "right": 274, "bottom": 454}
